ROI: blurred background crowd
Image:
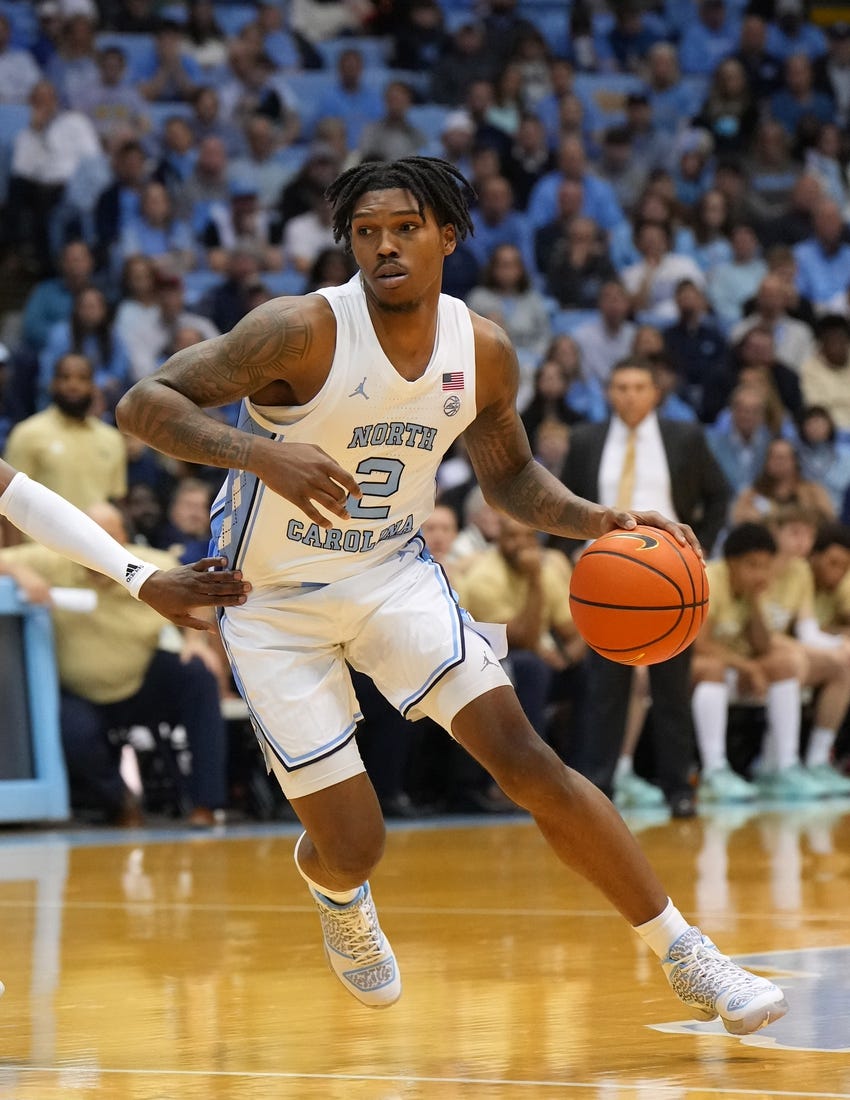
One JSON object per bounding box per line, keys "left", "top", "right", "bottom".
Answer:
{"left": 2, "top": 0, "right": 850, "bottom": 827}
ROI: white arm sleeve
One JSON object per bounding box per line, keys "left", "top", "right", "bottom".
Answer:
{"left": 0, "top": 473, "right": 160, "bottom": 598}
{"left": 794, "top": 616, "right": 845, "bottom": 650}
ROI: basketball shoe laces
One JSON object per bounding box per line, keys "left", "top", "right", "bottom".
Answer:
{"left": 317, "top": 889, "right": 386, "bottom": 964}
{"left": 669, "top": 936, "right": 767, "bottom": 1016}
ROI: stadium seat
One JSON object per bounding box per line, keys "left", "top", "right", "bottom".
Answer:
{"left": 211, "top": 4, "right": 257, "bottom": 37}
{"left": 407, "top": 105, "right": 450, "bottom": 147}
{"left": 0, "top": 1, "right": 37, "bottom": 49}
{"left": 316, "top": 36, "right": 392, "bottom": 71}
{"left": 574, "top": 73, "right": 645, "bottom": 126}
{"left": 550, "top": 309, "right": 598, "bottom": 336}
{"left": 181, "top": 270, "right": 224, "bottom": 307}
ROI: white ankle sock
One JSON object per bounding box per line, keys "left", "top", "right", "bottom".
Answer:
{"left": 614, "top": 755, "right": 634, "bottom": 783}
{"left": 294, "top": 831, "right": 360, "bottom": 904}
{"left": 766, "top": 678, "right": 802, "bottom": 770}
{"left": 634, "top": 898, "right": 691, "bottom": 959}
{"left": 805, "top": 727, "right": 835, "bottom": 768}
{"left": 691, "top": 681, "right": 729, "bottom": 774}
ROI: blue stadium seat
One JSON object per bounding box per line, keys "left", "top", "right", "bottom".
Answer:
{"left": 182, "top": 270, "right": 224, "bottom": 307}
{"left": 316, "top": 36, "right": 392, "bottom": 71}
{"left": 550, "top": 309, "right": 598, "bottom": 335}
{"left": 408, "top": 105, "right": 450, "bottom": 146}
{"left": 0, "top": 1, "right": 37, "bottom": 49}
{"left": 263, "top": 269, "right": 306, "bottom": 298}
{"left": 521, "top": 7, "right": 570, "bottom": 57}
{"left": 145, "top": 101, "right": 194, "bottom": 134}
{"left": 211, "top": 4, "right": 257, "bottom": 37}
{"left": 574, "top": 73, "right": 645, "bottom": 126}
{"left": 94, "top": 33, "right": 157, "bottom": 82}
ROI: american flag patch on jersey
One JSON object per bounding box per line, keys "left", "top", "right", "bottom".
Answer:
{"left": 442, "top": 372, "right": 464, "bottom": 391}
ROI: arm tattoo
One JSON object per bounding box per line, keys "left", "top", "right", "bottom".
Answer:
{"left": 118, "top": 301, "right": 313, "bottom": 470}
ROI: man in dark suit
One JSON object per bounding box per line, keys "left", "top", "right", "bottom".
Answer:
{"left": 554, "top": 355, "right": 731, "bottom": 817}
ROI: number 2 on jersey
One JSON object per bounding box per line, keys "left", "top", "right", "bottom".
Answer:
{"left": 347, "top": 457, "right": 405, "bottom": 520}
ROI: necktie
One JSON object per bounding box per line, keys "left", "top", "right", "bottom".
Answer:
{"left": 615, "top": 429, "right": 637, "bottom": 511}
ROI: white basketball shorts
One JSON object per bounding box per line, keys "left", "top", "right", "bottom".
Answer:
{"left": 219, "top": 536, "right": 511, "bottom": 799}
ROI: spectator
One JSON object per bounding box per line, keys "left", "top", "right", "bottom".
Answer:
{"left": 481, "top": 0, "right": 539, "bottom": 70}
{"left": 664, "top": 279, "right": 730, "bottom": 422}
{"left": 460, "top": 79, "right": 512, "bottom": 159}
{"left": 798, "top": 405, "right": 850, "bottom": 513}
{"left": 802, "top": 122, "right": 847, "bottom": 207}
{"left": 810, "top": 522, "right": 850, "bottom": 631}
{"left": 763, "top": 505, "right": 850, "bottom": 795}
{"left": 420, "top": 503, "right": 459, "bottom": 571}
{"left": 756, "top": 245, "right": 818, "bottom": 328}
{"left": 93, "top": 138, "right": 149, "bottom": 269}
{"left": 187, "top": 86, "right": 243, "bottom": 157}
{"left": 19, "top": 239, "right": 95, "bottom": 356}
{"left": 305, "top": 247, "right": 356, "bottom": 294}
{"left": 769, "top": 53, "right": 834, "bottom": 136}
{"left": 573, "top": 280, "right": 637, "bottom": 386}
{"left": 429, "top": 19, "right": 496, "bottom": 107}
{"left": 358, "top": 81, "right": 426, "bottom": 163}
{"left": 679, "top": 0, "right": 739, "bottom": 76}
{"left": 519, "top": 355, "right": 586, "bottom": 445}
{"left": 623, "top": 92, "right": 668, "bottom": 175}
{"left": 486, "top": 62, "right": 525, "bottom": 139}
{"left": 813, "top": 21, "right": 850, "bottom": 127}
{"left": 644, "top": 43, "right": 695, "bottom": 136}
{"left": 678, "top": 189, "right": 734, "bottom": 275}
{"left": 732, "top": 436, "right": 834, "bottom": 525}
{"left": 457, "top": 515, "right": 581, "bottom": 737}
{"left": 181, "top": 0, "right": 228, "bottom": 76}
{"left": 733, "top": 273, "right": 814, "bottom": 377}
{"left": 282, "top": 192, "right": 336, "bottom": 276}
{"left": 174, "top": 134, "right": 231, "bottom": 238}
{"left": 45, "top": 11, "right": 99, "bottom": 107}
{"left": 217, "top": 39, "right": 298, "bottom": 137}
{"left": 0, "top": 13, "right": 42, "bottom": 105}
{"left": 707, "top": 383, "right": 774, "bottom": 496}
{"left": 39, "top": 286, "right": 131, "bottom": 415}
{"left": 198, "top": 248, "right": 264, "bottom": 333}
{"left": 435, "top": 110, "right": 475, "bottom": 181}
{"left": 109, "top": 0, "right": 163, "bottom": 34}
{"left": 156, "top": 270, "right": 218, "bottom": 346}
{"left": 793, "top": 199, "right": 850, "bottom": 311}
{"left": 278, "top": 141, "right": 341, "bottom": 224}
{"left": 541, "top": 216, "right": 617, "bottom": 311}
{"left": 152, "top": 114, "right": 198, "bottom": 193}
{"left": 733, "top": 14, "right": 783, "bottom": 98}
{"left": 160, "top": 476, "right": 213, "bottom": 563}
{"left": 691, "top": 521, "right": 814, "bottom": 802}
{"left": 201, "top": 181, "right": 283, "bottom": 274}
{"left": 4, "top": 353, "right": 126, "bottom": 510}
{"left": 117, "top": 180, "right": 195, "bottom": 275}
{"left": 466, "top": 243, "right": 551, "bottom": 409}
{"left": 468, "top": 175, "right": 533, "bottom": 275}
{"left": 228, "top": 115, "right": 293, "bottom": 212}
{"left": 113, "top": 254, "right": 163, "bottom": 382}
{"left": 801, "top": 314, "right": 850, "bottom": 434}
{"left": 757, "top": 172, "right": 822, "bottom": 249}
{"left": 443, "top": 484, "right": 501, "bottom": 572}
{"left": 767, "top": 0, "right": 828, "bottom": 61}
{"left": 694, "top": 58, "right": 759, "bottom": 159}
{"left": 708, "top": 223, "right": 767, "bottom": 328}
{"left": 731, "top": 324, "right": 803, "bottom": 426}
{"left": 502, "top": 114, "right": 554, "bottom": 211}
{"left": 596, "top": 127, "right": 648, "bottom": 215}
{"left": 390, "top": 0, "right": 448, "bottom": 72}
{"left": 671, "top": 127, "right": 715, "bottom": 208}
{"left": 138, "top": 19, "right": 202, "bottom": 104}
{"left": 313, "top": 48, "right": 383, "bottom": 148}
{"left": 7, "top": 79, "right": 100, "bottom": 273}
{"left": 0, "top": 501, "right": 228, "bottom": 827}
{"left": 622, "top": 220, "right": 706, "bottom": 325}
{"left": 527, "top": 136, "right": 624, "bottom": 233}
{"left": 600, "top": 0, "right": 664, "bottom": 73}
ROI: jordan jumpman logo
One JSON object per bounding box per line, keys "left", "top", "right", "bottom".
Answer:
{"left": 349, "top": 376, "right": 369, "bottom": 399}
{"left": 481, "top": 651, "right": 500, "bottom": 671}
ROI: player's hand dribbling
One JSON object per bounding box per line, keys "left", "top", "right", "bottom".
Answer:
{"left": 601, "top": 508, "right": 704, "bottom": 562}
{"left": 139, "top": 557, "right": 252, "bottom": 632}
{"left": 254, "top": 441, "right": 362, "bottom": 528}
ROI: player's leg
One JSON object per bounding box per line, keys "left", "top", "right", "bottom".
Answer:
{"left": 450, "top": 683, "right": 788, "bottom": 1035}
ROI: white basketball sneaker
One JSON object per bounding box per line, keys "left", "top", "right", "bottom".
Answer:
{"left": 663, "top": 927, "right": 788, "bottom": 1035}
{"left": 294, "top": 834, "right": 401, "bottom": 1008}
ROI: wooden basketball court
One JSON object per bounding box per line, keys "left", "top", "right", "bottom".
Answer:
{"left": 1, "top": 805, "right": 849, "bottom": 1098}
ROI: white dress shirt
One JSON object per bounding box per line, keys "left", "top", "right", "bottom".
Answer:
{"left": 598, "top": 412, "right": 678, "bottom": 519}
{"left": 12, "top": 110, "right": 100, "bottom": 186}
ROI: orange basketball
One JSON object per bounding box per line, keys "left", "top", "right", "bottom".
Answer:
{"left": 568, "top": 525, "right": 709, "bottom": 666}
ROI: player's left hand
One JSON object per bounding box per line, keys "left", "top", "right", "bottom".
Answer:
{"left": 602, "top": 509, "right": 704, "bottom": 562}
{"left": 139, "top": 556, "right": 252, "bottom": 631}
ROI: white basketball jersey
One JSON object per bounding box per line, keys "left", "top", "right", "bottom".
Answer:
{"left": 211, "top": 274, "right": 477, "bottom": 586}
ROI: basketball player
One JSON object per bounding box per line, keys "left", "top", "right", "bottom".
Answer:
{"left": 0, "top": 458, "right": 250, "bottom": 628}
{"left": 116, "top": 158, "right": 787, "bottom": 1033}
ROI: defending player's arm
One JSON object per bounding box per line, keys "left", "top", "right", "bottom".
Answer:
{"left": 465, "top": 318, "right": 701, "bottom": 551}
{"left": 0, "top": 459, "right": 250, "bottom": 631}
{"left": 116, "top": 297, "right": 362, "bottom": 528}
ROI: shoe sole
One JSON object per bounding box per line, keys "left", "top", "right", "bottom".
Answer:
{"left": 685, "top": 994, "right": 789, "bottom": 1035}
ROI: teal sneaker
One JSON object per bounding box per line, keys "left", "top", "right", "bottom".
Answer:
{"left": 614, "top": 771, "right": 666, "bottom": 809}
{"left": 699, "top": 765, "right": 757, "bottom": 804}
{"left": 805, "top": 763, "right": 850, "bottom": 797}
{"left": 756, "top": 763, "right": 825, "bottom": 801}
{"left": 663, "top": 927, "right": 788, "bottom": 1035}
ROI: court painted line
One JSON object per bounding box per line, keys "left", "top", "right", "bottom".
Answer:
{"left": 3, "top": 1069, "right": 849, "bottom": 1097}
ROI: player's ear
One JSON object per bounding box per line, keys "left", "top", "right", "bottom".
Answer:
{"left": 442, "top": 223, "right": 457, "bottom": 256}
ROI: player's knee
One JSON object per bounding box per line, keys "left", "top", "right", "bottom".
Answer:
{"left": 317, "top": 819, "right": 386, "bottom": 882}
{"left": 487, "top": 728, "right": 562, "bottom": 811}
{"left": 692, "top": 656, "right": 726, "bottom": 683}
{"left": 769, "top": 648, "right": 804, "bottom": 681}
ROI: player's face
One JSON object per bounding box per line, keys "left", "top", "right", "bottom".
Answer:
{"left": 350, "top": 188, "right": 456, "bottom": 313}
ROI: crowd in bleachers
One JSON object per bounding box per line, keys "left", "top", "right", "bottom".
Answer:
{"left": 3, "top": 0, "right": 850, "bottom": 823}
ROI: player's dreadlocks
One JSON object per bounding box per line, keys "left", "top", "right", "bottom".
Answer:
{"left": 325, "top": 157, "right": 476, "bottom": 250}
